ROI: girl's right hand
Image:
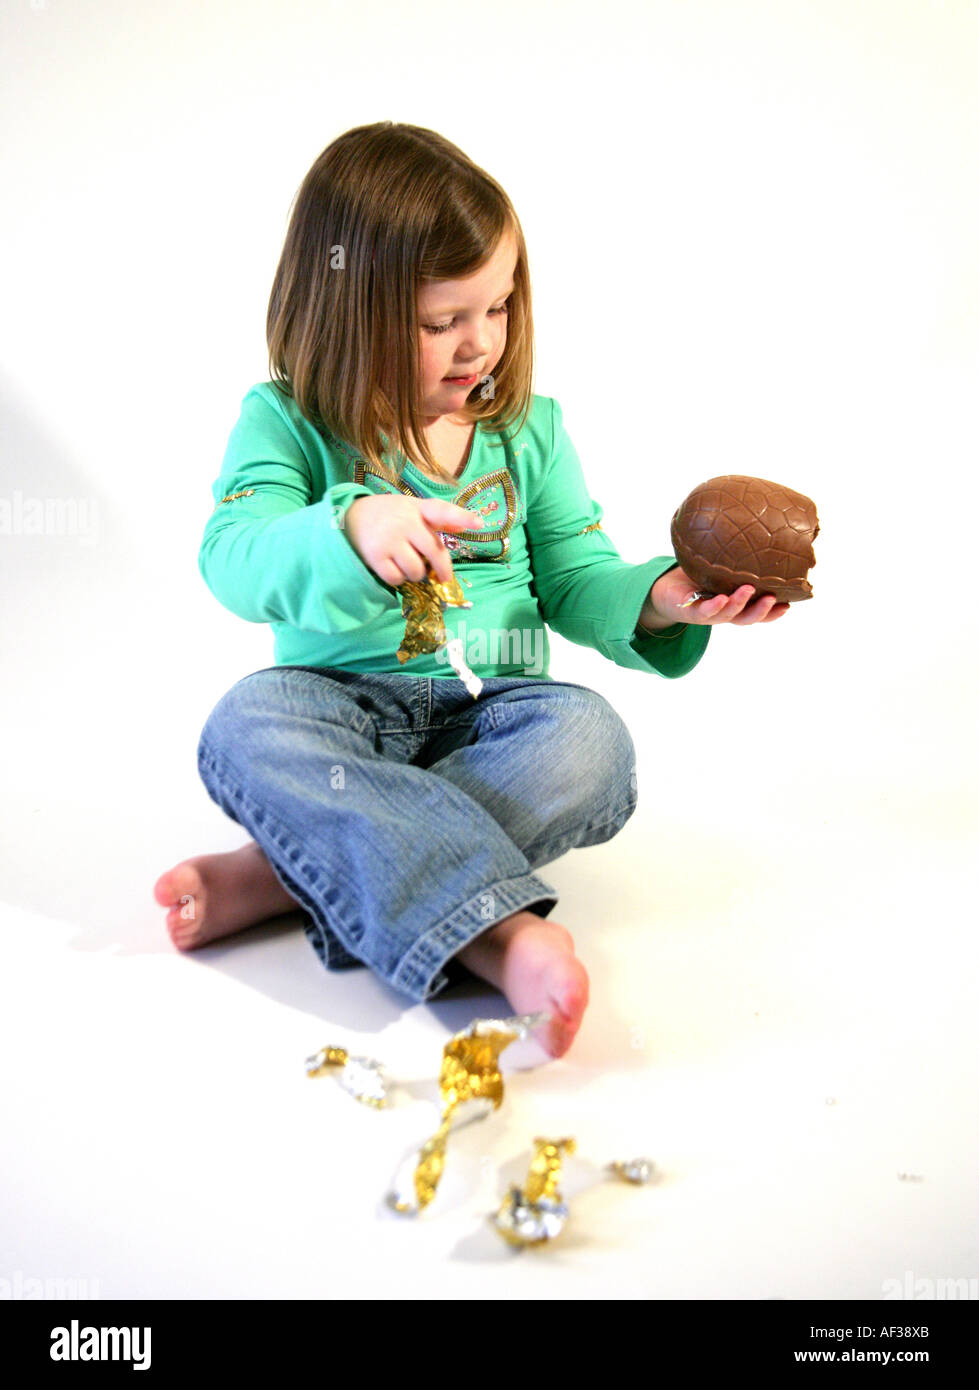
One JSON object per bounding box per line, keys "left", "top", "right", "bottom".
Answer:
{"left": 344, "top": 494, "right": 484, "bottom": 588}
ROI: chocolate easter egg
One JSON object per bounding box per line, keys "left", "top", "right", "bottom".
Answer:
{"left": 670, "top": 475, "right": 819, "bottom": 603}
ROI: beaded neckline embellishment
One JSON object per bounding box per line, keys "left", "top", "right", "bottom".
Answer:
{"left": 322, "top": 426, "right": 519, "bottom": 567}
{"left": 351, "top": 458, "right": 518, "bottom": 566}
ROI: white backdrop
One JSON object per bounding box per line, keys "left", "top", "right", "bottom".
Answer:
{"left": 2, "top": 0, "right": 977, "bottom": 1302}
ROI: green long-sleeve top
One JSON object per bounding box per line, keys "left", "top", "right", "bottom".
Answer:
{"left": 198, "top": 382, "right": 711, "bottom": 682}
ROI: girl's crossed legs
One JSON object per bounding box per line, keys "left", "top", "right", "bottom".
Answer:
{"left": 155, "top": 667, "right": 638, "bottom": 1056}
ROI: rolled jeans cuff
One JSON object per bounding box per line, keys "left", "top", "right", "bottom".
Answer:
{"left": 391, "top": 871, "right": 560, "bottom": 1001}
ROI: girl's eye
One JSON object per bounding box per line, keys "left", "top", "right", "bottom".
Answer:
{"left": 423, "top": 304, "right": 510, "bottom": 335}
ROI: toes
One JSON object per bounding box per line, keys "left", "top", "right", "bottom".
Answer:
{"left": 153, "top": 873, "right": 176, "bottom": 906}
{"left": 540, "top": 964, "right": 589, "bottom": 1058}
{"left": 552, "top": 964, "right": 589, "bottom": 1021}
{"left": 544, "top": 1018, "right": 578, "bottom": 1059}
{"left": 166, "top": 898, "right": 196, "bottom": 928}
{"left": 154, "top": 864, "right": 201, "bottom": 908}
{"left": 168, "top": 920, "right": 203, "bottom": 951}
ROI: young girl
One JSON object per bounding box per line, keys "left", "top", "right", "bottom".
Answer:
{"left": 154, "top": 122, "right": 787, "bottom": 1059}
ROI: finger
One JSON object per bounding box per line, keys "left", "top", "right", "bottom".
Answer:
{"left": 730, "top": 593, "right": 778, "bottom": 625}
{"left": 391, "top": 541, "right": 434, "bottom": 586}
{"left": 693, "top": 592, "right": 730, "bottom": 621}
{"left": 377, "top": 556, "right": 412, "bottom": 587}
{"left": 694, "top": 587, "right": 750, "bottom": 623}
{"left": 722, "top": 584, "right": 758, "bottom": 620}
{"left": 411, "top": 525, "right": 456, "bottom": 587}
{"left": 760, "top": 603, "right": 791, "bottom": 622}
{"left": 418, "top": 499, "right": 485, "bottom": 534}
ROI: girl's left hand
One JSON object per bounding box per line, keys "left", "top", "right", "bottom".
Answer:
{"left": 647, "top": 566, "right": 791, "bottom": 627}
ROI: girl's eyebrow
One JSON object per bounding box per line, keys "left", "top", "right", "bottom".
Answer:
{"left": 422, "top": 281, "right": 516, "bottom": 314}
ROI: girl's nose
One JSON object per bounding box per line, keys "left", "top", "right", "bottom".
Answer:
{"left": 460, "top": 323, "right": 494, "bottom": 357}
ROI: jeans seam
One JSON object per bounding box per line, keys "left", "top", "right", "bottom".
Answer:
{"left": 252, "top": 668, "right": 378, "bottom": 738}
{"left": 376, "top": 721, "right": 474, "bottom": 736}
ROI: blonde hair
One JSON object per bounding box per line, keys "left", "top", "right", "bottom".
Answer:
{"left": 266, "top": 122, "right": 535, "bottom": 486}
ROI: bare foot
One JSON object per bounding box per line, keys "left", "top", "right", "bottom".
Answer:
{"left": 454, "top": 910, "right": 589, "bottom": 1059}
{"left": 154, "top": 841, "right": 302, "bottom": 950}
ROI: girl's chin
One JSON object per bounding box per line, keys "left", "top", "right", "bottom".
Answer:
{"left": 420, "top": 386, "right": 471, "bottom": 415}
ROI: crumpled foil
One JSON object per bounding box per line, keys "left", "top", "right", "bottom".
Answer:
{"left": 304, "top": 1045, "right": 391, "bottom": 1109}
{"left": 305, "top": 1017, "right": 658, "bottom": 1242}
{"left": 395, "top": 564, "right": 483, "bottom": 698}
{"left": 386, "top": 1011, "right": 550, "bottom": 1216}
{"left": 607, "top": 1158, "right": 657, "bottom": 1185}
{"left": 493, "top": 1136, "right": 577, "bottom": 1246}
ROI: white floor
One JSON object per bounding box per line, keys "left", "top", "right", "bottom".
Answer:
{"left": 2, "top": 604, "right": 976, "bottom": 1298}
{"left": 3, "top": 0, "right": 979, "bottom": 1306}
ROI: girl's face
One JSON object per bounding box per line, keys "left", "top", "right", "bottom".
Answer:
{"left": 415, "top": 229, "right": 518, "bottom": 425}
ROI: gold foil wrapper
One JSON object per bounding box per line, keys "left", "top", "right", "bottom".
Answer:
{"left": 306, "top": 1019, "right": 658, "bottom": 1241}
{"left": 387, "top": 1011, "right": 550, "bottom": 1216}
{"left": 493, "top": 1137, "right": 577, "bottom": 1247}
{"left": 523, "top": 1135, "right": 577, "bottom": 1204}
{"left": 395, "top": 564, "right": 483, "bottom": 698}
{"left": 304, "top": 1045, "right": 391, "bottom": 1109}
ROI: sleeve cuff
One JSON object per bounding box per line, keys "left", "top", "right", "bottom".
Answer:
{"left": 588, "top": 556, "right": 712, "bottom": 677}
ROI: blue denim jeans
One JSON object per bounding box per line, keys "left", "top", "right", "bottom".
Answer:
{"left": 195, "top": 666, "right": 639, "bottom": 1002}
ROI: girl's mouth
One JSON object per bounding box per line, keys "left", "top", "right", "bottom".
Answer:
{"left": 443, "top": 374, "right": 479, "bottom": 386}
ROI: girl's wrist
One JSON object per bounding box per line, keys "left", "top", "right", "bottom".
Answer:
{"left": 636, "top": 603, "right": 674, "bottom": 633}
{"left": 636, "top": 574, "right": 677, "bottom": 632}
